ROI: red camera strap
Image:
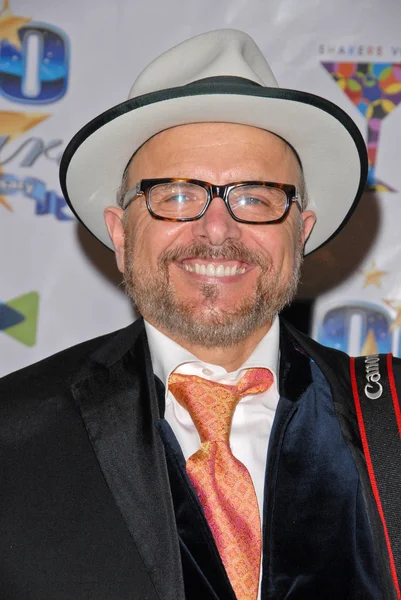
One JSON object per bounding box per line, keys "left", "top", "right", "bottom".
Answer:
{"left": 350, "top": 353, "right": 401, "bottom": 600}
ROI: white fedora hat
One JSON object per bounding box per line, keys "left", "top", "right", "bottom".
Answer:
{"left": 60, "top": 29, "right": 367, "bottom": 255}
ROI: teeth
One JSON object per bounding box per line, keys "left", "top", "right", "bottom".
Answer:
{"left": 184, "top": 263, "right": 246, "bottom": 277}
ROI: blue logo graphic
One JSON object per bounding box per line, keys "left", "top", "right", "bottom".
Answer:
{"left": 317, "top": 302, "right": 400, "bottom": 356}
{"left": 0, "top": 301, "right": 24, "bottom": 328}
{"left": 0, "top": 22, "right": 69, "bottom": 104}
{"left": 0, "top": 291, "right": 39, "bottom": 346}
{"left": 0, "top": 172, "right": 72, "bottom": 220}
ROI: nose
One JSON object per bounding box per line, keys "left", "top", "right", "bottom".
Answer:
{"left": 190, "top": 195, "right": 242, "bottom": 246}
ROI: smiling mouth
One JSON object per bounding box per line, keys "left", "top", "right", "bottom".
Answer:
{"left": 179, "top": 259, "right": 250, "bottom": 278}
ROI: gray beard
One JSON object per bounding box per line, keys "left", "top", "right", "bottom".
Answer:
{"left": 123, "top": 237, "right": 303, "bottom": 348}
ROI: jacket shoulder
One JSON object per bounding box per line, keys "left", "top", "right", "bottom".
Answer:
{"left": 281, "top": 319, "right": 351, "bottom": 377}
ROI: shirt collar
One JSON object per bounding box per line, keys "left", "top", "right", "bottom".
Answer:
{"left": 144, "top": 316, "right": 280, "bottom": 395}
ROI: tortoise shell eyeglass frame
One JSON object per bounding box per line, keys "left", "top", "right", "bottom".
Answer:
{"left": 121, "top": 178, "right": 302, "bottom": 225}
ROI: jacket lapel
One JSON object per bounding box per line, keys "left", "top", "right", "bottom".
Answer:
{"left": 70, "top": 319, "right": 185, "bottom": 600}
{"left": 261, "top": 321, "right": 313, "bottom": 595}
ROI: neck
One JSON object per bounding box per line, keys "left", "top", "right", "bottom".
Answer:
{"left": 149, "top": 320, "right": 274, "bottom": 372}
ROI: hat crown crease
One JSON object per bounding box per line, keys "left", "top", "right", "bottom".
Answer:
{"left": 129, "top": 29, "right": 278, "bottom": 98}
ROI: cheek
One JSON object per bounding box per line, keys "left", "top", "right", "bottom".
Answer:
{"left": 254, "top": 225, "right": 299, "bottom": 271}
{"left": 128, "top": 211, "right": 186, "bottom": 266}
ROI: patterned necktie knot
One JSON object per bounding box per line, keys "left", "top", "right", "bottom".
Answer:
{"left": 169, "top": 375, "right": 237, "bottom": 442}
{"left": 168, "top": 368, "right": 273, "bottom": 443}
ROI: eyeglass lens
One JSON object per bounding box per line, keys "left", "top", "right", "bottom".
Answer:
{"left": 148, "top": 182, "right": 288, "bottom": 222}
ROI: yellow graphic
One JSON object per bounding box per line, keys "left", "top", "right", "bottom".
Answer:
{"left": 0, "top": 196, "right": 12, "bottom": 210}
{"left": 0, "top": 112, "right": 50, "bottom": 211}
{"left": 360, "top": 260, "right": 388, "bottom": 288}
{"left": 0, "top": 111, "right": 49, "bottom": 141}
{"left": 383, "top": 299, "right": 401, "bottom": 331}
{"left": 360, "top": 328, "right": 379, "bottom": 355}
{"left": 0, "top": 0, "right": 30, "bottom": 48}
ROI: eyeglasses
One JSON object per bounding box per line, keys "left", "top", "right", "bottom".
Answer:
{"left": 122, "top": 178, "right": 301, "bottom": 224}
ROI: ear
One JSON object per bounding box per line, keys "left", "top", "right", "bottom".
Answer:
{"left": 104, "top": 206, "right": 125, "bottom": 273}
{"left": 301, "top": 210, "right": 316, "bottom": 246}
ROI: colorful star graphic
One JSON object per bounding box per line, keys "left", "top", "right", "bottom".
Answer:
{"left": 0, "top": 111, "right": 50, "bottom": 142}
{"left": 0, "top": 110, "right": 49, "bottom": 211}
{"left": 360, "top": 260, "right": 388, "bottom": 288}
{"left": 360, "top": 328, "right": 379, "bottom": 355}
{"left": 383, "top": 299, "right": 401, "bottom": 330}
{"left": 0, "top": 0, "right": 30, "bottom": 48}
{"left": 0, "top": 193, "right": 12, "bottom": 210}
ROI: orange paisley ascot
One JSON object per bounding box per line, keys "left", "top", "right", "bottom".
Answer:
{"left": 168, "top": 368, "right": 274, "bottom": 600}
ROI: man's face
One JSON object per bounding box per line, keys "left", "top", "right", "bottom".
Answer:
{"left": 105, "top": 123, "right": 315, "bottom": 348}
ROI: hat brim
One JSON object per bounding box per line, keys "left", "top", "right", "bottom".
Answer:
{"left": 60, "top": 78, "right": 367, "bottom": 255}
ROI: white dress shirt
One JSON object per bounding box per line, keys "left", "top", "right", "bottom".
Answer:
{"left": 144, "top": 317, "right": 280, "bottom": 521}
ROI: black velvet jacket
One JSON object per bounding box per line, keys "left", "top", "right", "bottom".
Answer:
{"left": 0, "top": 318, "right": 398, "bottom": 599}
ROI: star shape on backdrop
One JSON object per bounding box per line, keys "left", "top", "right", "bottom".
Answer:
{"left": 383, "top": 299, "right": 401, "bottom": 331}
{"left": 0, "top": 111, "right": 50, "bottom": 143}
{"left": 0, "top": 194, "right": 12, "bottom": 211}
{"left": 0, "top": 112, "right": 49, "bottom": 211}
{"left": 0, "top": 0, "right": 30, "bottom": 48}
{"left": 360, "top": 328, "right": 379, "bottom": 355}
{"left": 360, "top": 260, "right": 388, "bottom": 288}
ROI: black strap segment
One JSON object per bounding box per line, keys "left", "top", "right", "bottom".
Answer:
{"left": 351, "top": 354, "right": 401, "bottom": 599}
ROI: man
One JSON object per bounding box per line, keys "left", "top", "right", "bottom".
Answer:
{"left": 0, "top": 29, "right": 400, "bottom": 600}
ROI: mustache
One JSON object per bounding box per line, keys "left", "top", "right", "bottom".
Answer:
{"left": 159, "top": 240, "right": 270, "bottom": 269}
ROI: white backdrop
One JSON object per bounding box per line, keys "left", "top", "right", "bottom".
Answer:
{"left": 1, "top": 0, "right": 400, "bottom": 376}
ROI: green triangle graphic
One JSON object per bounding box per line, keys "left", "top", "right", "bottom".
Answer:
{"left": 5, "top": 292, "right": 39, "bottom": 347}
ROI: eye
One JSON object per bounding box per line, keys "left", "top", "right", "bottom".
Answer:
{"left": 237, "top": 195, "right": 265, "bottom": 206}
{"left": 164, "top": 193, "right": 191, "bottom": 204}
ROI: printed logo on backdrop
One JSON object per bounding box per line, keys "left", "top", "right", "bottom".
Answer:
{"left": 319, "top": 44, "right": 401, "bottom": 192}
{"left": 316, "top": 261, "right": 401, "bottom": 357}
{"left": 314, "top": 45, "right": 401, "bottom": 357}
{"left": 0, "top": 291, "right": 39, "bottom": 346}
{"left": 0, "top": 0, "right": 71, "bottom": 219}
